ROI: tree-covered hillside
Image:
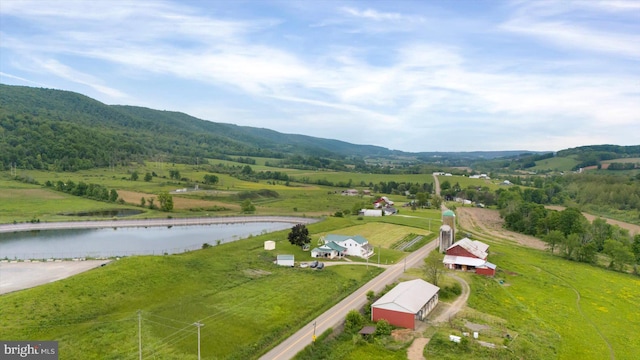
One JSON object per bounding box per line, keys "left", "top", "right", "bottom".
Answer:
{"left": 0, "top": 85, "right": 397, "bottom": 171}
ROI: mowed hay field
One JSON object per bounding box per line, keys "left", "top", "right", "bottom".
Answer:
{"left": 316, "top": 222, "right": 432, "bottom": 248}
{"left": 117, "top": 190, "right": 241, "bottom": 212}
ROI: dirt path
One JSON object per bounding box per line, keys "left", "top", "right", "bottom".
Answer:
{"left": 546, "top": 205, "right": 640, "bottom": 235}
{"left": 456, "top": 207, "right": 547, "bottom": 250}
{"left": 407, "top": 338, "right": 430, "bottom": 360}
{"left": 433, "top": 274, "right": 470, "bottom": 323}
{"left": 407, "top": 274, "right": 469, "bottom": 360}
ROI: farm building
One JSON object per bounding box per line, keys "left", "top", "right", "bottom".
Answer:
{"left": 443, "top": 238, "right": 496, "bottom": 276}
{"left": 359, "top": 209, "right": 382, "bottom": 217}
{"left": 310, "top": 242, "right": 346, "bottom": 259}
{"left": 321, "top": 234, "right": 374, "bottom": 258}
{"left": 275, "top": 254, "right": 294, "bottom": 267}
{"left": 371, "top": 279, "right": 440, "bottom": 330}
{"left": 264, "top": 240, "right": 275, "bottom": 250}
{"left": 439, "top": 224, "right": 454, "bottom": 252}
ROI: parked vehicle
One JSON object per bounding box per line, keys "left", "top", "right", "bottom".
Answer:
{"left": 316, "top": 262, "right": 324, "bottom": 270}
{"left": 300, "top": 262, "right": 309, "bottom": 268}
{"left": 310, "top": 260, "right": 318, "bottom": 268}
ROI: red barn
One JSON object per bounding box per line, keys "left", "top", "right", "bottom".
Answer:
{"left": 371, "top": 279, "right": 439, "bottom": 330}
{"left": 443, "top": 238, "right": 497, "bottom": 276}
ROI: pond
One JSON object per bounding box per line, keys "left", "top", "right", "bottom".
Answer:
{"left": 0, "top": 222, "right": 294, "bottom": 260}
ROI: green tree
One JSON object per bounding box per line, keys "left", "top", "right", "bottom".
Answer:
{"left": 560, "top": 233, "right": 580, "bottom": 259}
{"left": 144, "top": 172, "right": 152, "bottom": 182}
{"left": 344, "top": 310, "right": 364, "bottom": 334}
{"left": 424, "top": 250, "right": 444, "bottom": 286}
{"left": 241, "top": 199, "right": 255, "bottom": 213}
{"left": 109, "top": 189, "right": 118, "bottom": 202}
{"left": 603, "top": 239, "right": 634, "bottom": 271}
{"left": 287, "top": 224, "right": 311, "bottom": 248}
{"left": 632, "top": 234, "right": 640, "bottom": 264}
{"left": 203, "top": 174, "right": 219, "bottom": 185}
{"left": 157, "top": 192, "right": 174, "bottom": 211}
{"left": 375, "top": 319, "right": 392, "bottom": 336}
{"left": 431, "top": 195, "right": 442, "bottom": 209}
{"left": 147, "top": 198, "right": 155, "bottom": 209}
{"left": 130, "top": 171, "right": 139, "bottom": 181}
{"left": 140, "top": 197, "right": 146, "bottom": 207}
{"left": 544, "top": 230, "right": 564, "bottom": 254}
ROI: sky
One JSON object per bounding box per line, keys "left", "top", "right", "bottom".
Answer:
{"left": 1, "top": 0, "right": 638, "bottom": 153}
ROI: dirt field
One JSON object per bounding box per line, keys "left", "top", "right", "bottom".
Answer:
{"left": 546, "top": 205, "right": 640, "bottom": 235}
{"left": 455, "top": 207, "right": 547, "bottom": 250}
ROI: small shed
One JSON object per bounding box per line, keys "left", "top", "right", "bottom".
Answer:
{"left": 275, "top": 254, "right": 294, "bottom": 267}
{"left": 371, "top": 279, "right": 439, "bottom": 330}
{"left": 264, "top": 240, "right": 276, "bottom": 251}
{"left": 476, "top": 262, "right": 497, "bottom": 277}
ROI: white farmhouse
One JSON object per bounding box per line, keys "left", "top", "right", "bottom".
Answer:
{"left": 321, "top": 234, "right": 374, "bottom": 258}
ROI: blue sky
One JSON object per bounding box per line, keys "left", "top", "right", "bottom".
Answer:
{"left": 1, "top": 0, "right": 638, "bottom": 152}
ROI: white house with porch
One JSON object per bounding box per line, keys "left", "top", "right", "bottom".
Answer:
{"left": 318, "top": 234, "right": 374, "bottom": 258}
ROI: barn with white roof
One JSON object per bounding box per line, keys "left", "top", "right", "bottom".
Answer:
{"left": 371, "top": 279, "right": 440, "bottom": 329}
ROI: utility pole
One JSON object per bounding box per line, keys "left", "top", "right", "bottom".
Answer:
{"left": 378, "top": 245, "right": 381, "bottom": 265}
{"left": 194, "top": 321, "right": 204, "bottom": 360}
{"left": 312, "top": 321, "right": 317, "bottom": 343}
{"left": 137, "top": 310, "right": 142, "bottom": 360}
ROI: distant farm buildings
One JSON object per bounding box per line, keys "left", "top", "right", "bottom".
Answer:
{"left": 371, "top": 279, "right": 440, "bottom": 330}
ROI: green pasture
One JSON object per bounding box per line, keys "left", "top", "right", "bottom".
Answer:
{"left": 531, "top": 155, "right": 579, "bottom": 172}
{"left": 438, "top": 175, "right": 503, "bottom": 191}
{"left": 310, "top": 227, "right": 639, "bottom": 360}
{"left": 0, "top": 217, "right": 388, "bottom": 360}
{"left": 0, "top": 178, "right": 151, "bottom": 223}
{"left": 457, "top": 241, "right": 640, "bottom": 360}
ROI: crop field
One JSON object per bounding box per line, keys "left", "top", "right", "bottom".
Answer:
{"left": 0, "top": 217, "right": 388, "bottom": 359}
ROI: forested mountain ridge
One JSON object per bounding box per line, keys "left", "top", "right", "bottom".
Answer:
{"left": 0, "top": 84, "right": 396, "bottom": 170}
{"left": 0, "top": 84, "right": 538, "bottom": 171}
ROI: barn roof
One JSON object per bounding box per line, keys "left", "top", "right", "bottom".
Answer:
{"left": 372, "top": 279, "right": 439, "bottom": 314}
{"left": 443, "top": 255, "right": 486, "bottom": 267}
{"left": 325, "top": 234, "right": 368, "bottom": 245}
{"left": 276, "top": 254, "right": 294, "bottom": 261}
{"left": 447, "top": 238, "right": 488, "bottom": 259}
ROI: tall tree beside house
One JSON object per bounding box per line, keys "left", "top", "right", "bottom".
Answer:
{"left": 288, "top": 224, "right": 311, "bottom": 248}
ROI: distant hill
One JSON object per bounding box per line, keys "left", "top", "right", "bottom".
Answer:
{"left": 2, "top": 84, "right": 623, "bottom": 172}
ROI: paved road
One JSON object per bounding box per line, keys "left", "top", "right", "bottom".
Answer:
{"left": 0, "top": 216, "right": 318, "bottom": 234}
{"left": 260, "top": 239, "right": 438, "bottom": 360}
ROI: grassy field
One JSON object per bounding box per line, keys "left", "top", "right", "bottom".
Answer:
{"left": 304, "top": 229, "right": 640, "bottom": 360}
{"left": 1, "top": 217, "right": 411, "bottom": 359}
{"left": 438, "top": 175, "right": 503, "bottom": 191}
{"left": 531, "top": 155, "right": 580, "bottom": 172}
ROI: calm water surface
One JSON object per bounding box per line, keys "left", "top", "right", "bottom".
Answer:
{"left": 0, "top": 222, "right": 292, "bottom": 259}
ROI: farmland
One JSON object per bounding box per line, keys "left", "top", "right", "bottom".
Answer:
{"left": 1, "top": 217, "right": 418, "bottom": 359}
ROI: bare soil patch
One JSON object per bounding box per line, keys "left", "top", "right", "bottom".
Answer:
{"left": 0, "top": 260, "right": 109, "bottom": 294}
{"left": 456, "top": 207, "right": 547, "bottom": 250}
{"left": 407, "top": 337, "right": 429, "bottom": 360}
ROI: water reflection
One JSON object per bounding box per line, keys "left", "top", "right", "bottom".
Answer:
{"left": 0, "top": 222, "right": 292, "bottom": 260}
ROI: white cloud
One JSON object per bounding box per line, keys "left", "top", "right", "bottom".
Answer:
{"left": 340, "top": 7, "right": 403, "bottom": 21}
